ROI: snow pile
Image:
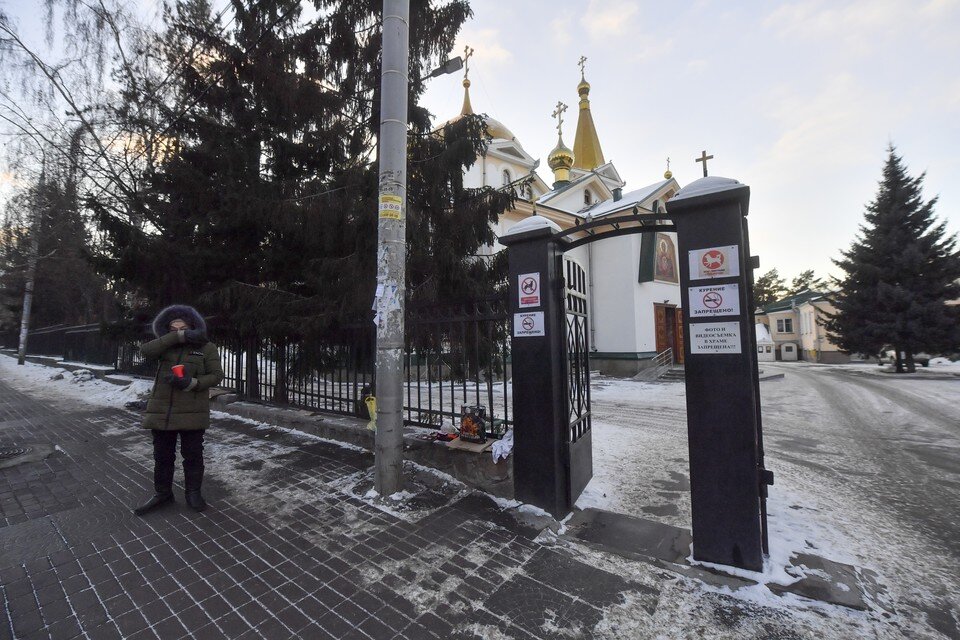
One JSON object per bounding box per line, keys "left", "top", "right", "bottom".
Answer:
{"left": 0, "top": 355, "right": 152, "bottom": 408}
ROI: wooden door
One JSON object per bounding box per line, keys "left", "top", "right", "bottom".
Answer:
{"left": 674, "top": 307, "right": 685, "bottom": 364}
{"left": 654, "top": 304, "right": 669, "bottom": 353}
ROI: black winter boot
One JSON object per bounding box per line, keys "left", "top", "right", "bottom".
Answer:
{"left": 185, "top": 489, "right": 207, "bottom": 512}
{"left": 133, "top": 492, "right": 174, "bottom": 516}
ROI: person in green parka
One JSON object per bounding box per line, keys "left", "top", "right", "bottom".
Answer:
{"left": 133, "top": 304, "right": 223, "bottom": 516}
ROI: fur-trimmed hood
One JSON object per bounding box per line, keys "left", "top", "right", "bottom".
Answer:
{"left": 151, "top": 304, "right": 207, "bottom": 339}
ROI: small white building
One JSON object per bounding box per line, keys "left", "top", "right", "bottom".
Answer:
{"left": 442, "top": 62, "right": 683, "bottom": 376}
{"left": 755, "top": 323, "right": 775, "bottom": 362}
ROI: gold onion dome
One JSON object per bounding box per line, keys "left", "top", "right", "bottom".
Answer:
{"left": 437, "top": 76, "right": 516, "bottom": 141}
{"left": 664, "top": 168, "right": 673, "bottom": 179}
{"left": 548, "top": 136, "right": 574, "bottom": 172}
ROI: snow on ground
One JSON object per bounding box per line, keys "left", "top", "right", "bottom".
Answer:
{"left": 0, "top": 355, "right": 152, "bottom": 408}
{"left": 3, "top": 353, "right": 957, "bottom": 637}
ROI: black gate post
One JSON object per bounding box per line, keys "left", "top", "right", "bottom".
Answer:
{"left": 666, "top": 176, "right": 767, "bottom": 571}
{"left": 500, "top": 216, "right": 572, "bottom": 517}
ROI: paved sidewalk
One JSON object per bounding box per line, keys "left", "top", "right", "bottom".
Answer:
{"left": 0, "top": 379, "right": 650, "bottom": 640}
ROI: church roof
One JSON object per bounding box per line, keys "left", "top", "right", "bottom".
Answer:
{"left": 579, "top": 179, "right": 675, "bottom": 218}
{"left": 437, "top": 76, "right": 516, "bottom": 141}
{"left": 571, "top": 76, "right": 605, "bottom": 170}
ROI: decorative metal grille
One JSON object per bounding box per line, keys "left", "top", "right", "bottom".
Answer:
{"left": 564, "top": 258, "right": 591, "bottom": 443}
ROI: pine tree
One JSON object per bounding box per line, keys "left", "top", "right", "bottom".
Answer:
{"left": 786, "top": 269, "right": 823, "bottom": 296}
{"left": 753, "top": 268, "right": 786, "bottom": 309}
{"left": 89, "top": 0, "right": 507, "bottom": 336}
{"left": 826, "top": 145, "right": 960, "bottom": 372}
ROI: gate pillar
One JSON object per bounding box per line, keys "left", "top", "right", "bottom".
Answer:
{"left": 666, "top": 176, "right": 766, "bottom": 571}
{"left": 500, "top": 216, "right": 572, "bottom": 517}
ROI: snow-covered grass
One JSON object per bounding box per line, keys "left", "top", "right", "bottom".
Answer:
{"left": 0, "top": 354, "right": 152, "bottom": 408}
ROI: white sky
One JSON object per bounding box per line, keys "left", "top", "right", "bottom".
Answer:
{"left": 3, "top": 0, "right": 959, "bottom": 283}
{"left": 419, "top": 0, "right": 960, "bottom": 282}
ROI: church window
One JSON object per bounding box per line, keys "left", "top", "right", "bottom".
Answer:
{"left": 501, "top": 169, "right": 511, "bottom": 186}
{"left": 584, "top": 189, "right": 592, "bottom": 206}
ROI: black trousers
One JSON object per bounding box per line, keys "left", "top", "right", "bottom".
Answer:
{"left": 152, "top": 429, "right": 205, "bottom": 494}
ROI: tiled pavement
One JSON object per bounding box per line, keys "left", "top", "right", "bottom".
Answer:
{"left": 0, "top": 379, "right": 651, "bottom": 639}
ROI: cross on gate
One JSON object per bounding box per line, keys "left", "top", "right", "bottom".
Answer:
{"left": 695, "top": 150, "right": 714, "bottom": 177}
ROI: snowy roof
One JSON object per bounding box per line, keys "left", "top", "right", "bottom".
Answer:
{"left": 755, "top": 323, "right": 774, "bottom": 344}
{"left": 670, "top": 176, "right": 743, "bottom": 202}
{"left": 761, "top": 290, "right": 828, "bottom": 314}
{"left": 579, "top": 179, "right": 674, "bottom": 219}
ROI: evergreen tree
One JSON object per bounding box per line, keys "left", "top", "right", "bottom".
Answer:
{"left": 89, "top": 0, "right": 508, "bottom": 335}
{"left": 826, "top": 145, "right": 960, "bottom": 372}
{"left": 753, "top": 268, "right": 786, "bottom": 309}
{"left": 786, "top": 269, "right": 823, "bottom": 296}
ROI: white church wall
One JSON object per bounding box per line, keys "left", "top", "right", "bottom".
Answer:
{"left": 588, "top": 235, "right": 641, "bottom": 355}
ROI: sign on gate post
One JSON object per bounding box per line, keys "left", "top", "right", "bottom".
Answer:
{"left": 500, "top": 216, "right": 574, "bottom": 518}
{"left": 666, "top": 176, "right": 767, "bottom": 572}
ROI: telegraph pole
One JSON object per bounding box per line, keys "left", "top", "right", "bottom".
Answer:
{"left": 17, "top": 160, "right": 45, "bottom": 365}
{"left": 374, "top": 0, "right": 410, "bottom": 495}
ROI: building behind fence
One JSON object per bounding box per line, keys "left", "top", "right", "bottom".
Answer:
{"left": 3, "top": 298, "right": 513, "bottom": 436}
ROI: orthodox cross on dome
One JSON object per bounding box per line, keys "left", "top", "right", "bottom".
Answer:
{"left": 551, "top": 101, "right": 568, "bottom": 136}
{"left": 462, "top": 45, "right": 475, "bottom": 80}
{"left": 666, "top": 157, "right": 671, "bottom": 171}
{"left": 695, "top": 150, "right": 714, "bottom": 177}
{"left": 578, "top": 55, "right": 587, "bottom": 79}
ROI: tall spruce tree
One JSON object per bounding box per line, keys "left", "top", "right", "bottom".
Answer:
{"left": 826, "top": 146, "right": 960, "bottom": 372}
{"left": 89, "top": 0, "right": 511, "bottom": 336}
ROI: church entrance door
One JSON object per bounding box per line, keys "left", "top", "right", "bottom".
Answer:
{"left": 654, "top": 304, "right": 684, "bottom": 364}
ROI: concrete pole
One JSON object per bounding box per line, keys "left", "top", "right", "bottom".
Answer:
{"left": 374, "top": 0, "right": 409, "bottom": 496}
{"left": 17, "top": 167, "right": 44, "bottom": 366}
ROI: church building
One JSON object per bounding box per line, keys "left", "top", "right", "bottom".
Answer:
{"left": 440, "top": 56, "right": 684, "bottom": 376}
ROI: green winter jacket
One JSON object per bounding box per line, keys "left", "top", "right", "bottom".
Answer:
{"left": 141, "top": 330, "right": 224, "bottom": 431}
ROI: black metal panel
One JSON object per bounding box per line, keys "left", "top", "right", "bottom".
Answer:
{"left": 667, "top": 183, "right": 765, "bottom": 572}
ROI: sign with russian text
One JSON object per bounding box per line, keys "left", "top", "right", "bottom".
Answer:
{"left": 378, "top": 194, "right": 403, "bottom": 219}
{"left": 513, "top": 312, "right": 545, "bottom": 337}
{"left": 690, "top": 321, "right": 742, "bottom": 354}
{"left": 518, "top": 273, "right": 541, "bottom": 308}
{"left": 688, "top": 245, "right": 739, "bottom": 280}
{"left": 688, "top": 284, "right": 741, "bottom": 317}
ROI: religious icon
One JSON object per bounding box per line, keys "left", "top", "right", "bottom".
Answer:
{"left": 459, "top": 405, "right": 487, "bottom": 443}
{"left": 654, "top": 233, "right": 678, "bottom": 283}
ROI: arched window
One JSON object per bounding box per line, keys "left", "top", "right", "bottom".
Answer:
{"left": 501, "top": 169, "right": 511, "bottom": 186}
{"left": 583, "top": 189, "right": 592, "bottom": 206}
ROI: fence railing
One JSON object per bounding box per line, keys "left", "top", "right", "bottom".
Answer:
{"left": 9, "top": 298, "right": 513, "bottom": 436}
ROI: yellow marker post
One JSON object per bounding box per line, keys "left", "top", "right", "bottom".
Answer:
{"left": 364, "top": 396, "right": 377, "bottom": 431}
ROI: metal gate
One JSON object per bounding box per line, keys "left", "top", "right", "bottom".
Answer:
{"left": 564, "top": 258, "right": 592, "bottom": 502}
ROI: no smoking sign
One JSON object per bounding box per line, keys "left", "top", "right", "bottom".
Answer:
{"left": 514, "top": 312, "right": 545, "bottom": 337}
{"left": 688, "top": 284, "right": 740, "bottom": 317}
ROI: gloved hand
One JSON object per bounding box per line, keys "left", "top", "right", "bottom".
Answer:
{"left": 164, "top": 374, "right": 193, "bottom": 391}
{"left": 182, "top": 329, "right": 207, "bottom": 344}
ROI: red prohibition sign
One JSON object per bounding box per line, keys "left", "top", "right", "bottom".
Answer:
{"left": 521, "top": 277, "right": 538, "bottom": 295}
{"left": 703, "top": 291, "right": 723, "bottom": 308}
{"left": 701, "top": 250, "right": 725, "bottom": 270}
{"left": 521, "top": 316, "right": 536, "bottom": 331}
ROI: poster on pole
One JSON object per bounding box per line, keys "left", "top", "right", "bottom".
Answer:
{"left": 518, "top": 273, "right": 541, "bottom": 308}
{"left": 688, "top": 284, "right": 741, "bottom": 317}
{"left": 514, "top": 312, "right": 545, "bottom": 337}
{"left": 688, "top": 245, "right": 739, "bottom": 280}
{"left": 690, "top": 322, "right": 742, "bottom": 354}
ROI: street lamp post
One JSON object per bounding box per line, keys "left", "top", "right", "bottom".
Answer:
{"left": 373, "top": 0, "right": 411, "bottom": 496}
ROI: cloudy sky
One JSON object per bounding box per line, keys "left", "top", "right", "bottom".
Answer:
{"left": 420, "top": 0, "right": 960, "bottom": 281}
{"left": 3, "top": 0, "right": 958, "bottom": 283}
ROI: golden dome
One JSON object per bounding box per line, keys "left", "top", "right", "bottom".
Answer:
{"left": 548, "top": 136, "right": 574, "bottom": 170}
{"left": 664, "top": 169, "right": 673, "bottom": 179}
{"left": 435, "top": 77, "right": 516, "bottom": 141}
